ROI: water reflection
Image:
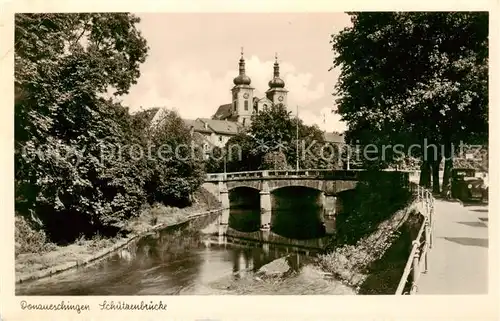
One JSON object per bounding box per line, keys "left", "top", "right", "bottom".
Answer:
{"left": 16, "top": 214, "right": 318, "bottom": 296}
{"left": 228, "top": 208, "right": 261, "bottom": 232}
{"left": 228, "top": 207, "right": 333, "bottom": 240}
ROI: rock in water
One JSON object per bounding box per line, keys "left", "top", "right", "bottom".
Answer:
{"left": 257, "top": 256, "right": 291, "bottom": 277}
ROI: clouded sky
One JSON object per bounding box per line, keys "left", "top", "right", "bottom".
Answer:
{"left": 122, "top": 12, "right": 352, "bottom": 132}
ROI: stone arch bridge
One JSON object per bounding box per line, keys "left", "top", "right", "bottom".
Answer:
{"left": 203, "top": 169, "right": 409, "bottom": 230}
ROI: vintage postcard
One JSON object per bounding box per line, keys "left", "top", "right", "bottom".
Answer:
{"left": 1, "top": 0, "right": 498, "bottom": 320}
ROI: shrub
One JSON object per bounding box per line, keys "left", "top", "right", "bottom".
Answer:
{"left": 15, "top": 216, "right": 48, "bottom": 255}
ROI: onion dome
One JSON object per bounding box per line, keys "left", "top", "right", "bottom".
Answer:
{"left": 268, "top": 53, "right": 285, "bottom": 88}
{"left": 233, "top": 48, "right": 251, "bottom": 86}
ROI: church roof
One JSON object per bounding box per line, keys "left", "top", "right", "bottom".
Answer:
{"left": 212, "top": 103, "right": 233, "bottom": 120}
{"left": 198, "top": 118, "right": 242, "bottom": 135}
{"left": 257, "top": 97, "right": 272, "bottom": 104}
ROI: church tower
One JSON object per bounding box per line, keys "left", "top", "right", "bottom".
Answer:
{"left": 266, "top": 53, "right": 288, "bottom": 106}
{"left": 231, "top": 48, "right": 254, "bottom": 127}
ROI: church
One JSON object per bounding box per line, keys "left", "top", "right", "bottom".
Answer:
{"left": 211, "top": 50, "right": 288, "bottom": 127}
{"left": 143, "top": 50, "right": 344, "bottom": 155}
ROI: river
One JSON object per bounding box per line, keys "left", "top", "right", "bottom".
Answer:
{"left": 16, "top": 209, "right": 354, "bottom": 295}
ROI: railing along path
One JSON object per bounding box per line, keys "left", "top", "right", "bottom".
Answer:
{"left": 395, "top": 184, "right": 434, "bottom": 295}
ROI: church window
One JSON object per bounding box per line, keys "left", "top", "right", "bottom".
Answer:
{"left": 243, "top": 118, "right": 246, "bottom": 126}
{"left": 244, "top": 100, "right": 249, "bottom": 111}
{"left": 233, "top": 101, "right": 237, "bottom": 111}
{"left": 263, "top": 104, "right": 268, "bottom": 109}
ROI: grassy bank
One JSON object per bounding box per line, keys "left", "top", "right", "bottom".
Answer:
{"left": 15, "top": 188, "right": 221, "bottom": 280}
{"left": 316, "top": 200, "right": 421, "bottom": 293}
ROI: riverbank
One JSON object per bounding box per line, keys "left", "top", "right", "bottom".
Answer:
{"left": 316, "top": 199, "right": 422, "bottom": 293}
{"left": 15, "top": 189, "right": 221, "bottom": 283}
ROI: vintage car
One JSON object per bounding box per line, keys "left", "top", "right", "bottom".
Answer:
{"left": 451, "top": 168, "right": 487, "bottom": 202}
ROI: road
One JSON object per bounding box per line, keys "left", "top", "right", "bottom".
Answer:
{"left": 417, "top": 199, "right": 489, "bottom": 294}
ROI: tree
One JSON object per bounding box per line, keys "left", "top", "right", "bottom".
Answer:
{"left": 224, "top": 132, "right": 260, "bottom": 172}
{"left": 332, "top": 12, "right": 488, "bottom": 193}
{"left": 250, "top": 103, "right": 296, "bottom": 153}
{"left": 296, "top": 120, "right": 341, "bottom": 169}
{"left": 145, "top": 109, "right": 205, "bottom": 206}
{"left": 221, "top": 103, "right": 342, "bottom": 171}
{"left": 15, "top": 13, "right": 150, "bottom": 242}
{"left": 262, "top": 151, "right": 290, "bottom": 170}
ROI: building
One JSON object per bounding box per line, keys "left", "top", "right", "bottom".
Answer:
{"left": 212, "top": 51, "right": 288, "bottom": 127}
{"left": 143, "top": 50, "right": 344, "bottom": 158}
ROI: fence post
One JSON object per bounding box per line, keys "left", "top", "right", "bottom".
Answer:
{"left": 411, "top": 244, "right": 420, "bottom": 294}
{"left": 423, "top": 219, "right": 431, "bottom": 273}
{"left": 429, "top": 199, "right": 434, "bottom": 249}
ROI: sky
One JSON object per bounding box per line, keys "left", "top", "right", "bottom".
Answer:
{"left": 121, "top": 12, "right": 352, "bottom": 132}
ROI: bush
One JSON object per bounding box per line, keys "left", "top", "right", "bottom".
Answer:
{"left": 15, "top": 216, "right": 48, "bottom": 255}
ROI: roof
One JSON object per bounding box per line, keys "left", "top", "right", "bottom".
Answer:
{"left": 198, "top": 118, "right": 242, "bottom": 135}
{"left": 324, "top": 131, "right": 344, "bottom": 144}
{"left": 183, "top": 118, "right": 212, "bottom": 134}
{"left": 192, "top": 132, "right": 216, "bottom": 147}
{"left": 212, "top": 103, "right": 233, "bottom": 120}
{"left": 131, "top": 107, "right": 161, "bottom": 130}
{"left": 132, "top": 107, "right": 160, "bottom": 123}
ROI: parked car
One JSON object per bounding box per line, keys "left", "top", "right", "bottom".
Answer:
{"left": 451, "top": 168, "right": 486, "bottom": 202}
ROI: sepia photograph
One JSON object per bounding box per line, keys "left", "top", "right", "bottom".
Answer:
{"left": 10, "top": 9, "right": 490, "bottom": 300}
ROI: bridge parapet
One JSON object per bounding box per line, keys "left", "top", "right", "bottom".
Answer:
{"left": 205, "top": 169, "right": 372, "bottom": 182}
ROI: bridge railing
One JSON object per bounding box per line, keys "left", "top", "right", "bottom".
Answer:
{"left": 205, "top": 169, "right": 411, "bottom": 186}
{"left": 395, "top": 183, "right": 434, "bottom": 295}
{"left": 205, "top": 169, "right": 385, "bottom": 181}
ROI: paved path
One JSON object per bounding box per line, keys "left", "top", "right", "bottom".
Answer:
{"left": 417, "top": 200, "right": 489, "bottom": 294}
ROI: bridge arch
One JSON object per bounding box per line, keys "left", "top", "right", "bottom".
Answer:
{"left": 268, "top": 180, "right": 324, "bottom": 192}
{"left": 270, "top": 186, "right": 326, "bottom": 239}
{"left": 228, "top": 186, "right": 260, "bottom": 209}
{"left": 227, "top": 180, "right": 262, "bottom": 191}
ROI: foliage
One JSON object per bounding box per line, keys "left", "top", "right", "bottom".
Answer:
{"left": 224, "top": 132, "right": 261, "bottom": 172}
{"left": 250, "top": 103, "right": 296, "bottom": 149}
{"left": 15, "top": 13, "right": 151, "bottom": 243}
{"left": 261, "top": 151, "right": 290, "bottom": 170}
{"left": 14, "top": 13, "right": 207, "bottom": 245}
{"left": 15, "top": 216, "right": 54, "bottom": 255}
{"left": 335, "top": 175, "right": 412, "bottom": 246}
{"left": 332, "top": 12, "right": 488, "bottom": 191}
{"left": 145, "top": 109, "right": 205, "bottom": 206}
{"left": 318, "top": 199, "right": 416, "bottom": 289}
{"left": 453, "top": 144, "right": 488, "bottom": 171}
{"left": 298, "top": 121, "right": 341, "bottom": 169}
{"left": 223, "top": 104, "right": 341, "bottom": 171}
